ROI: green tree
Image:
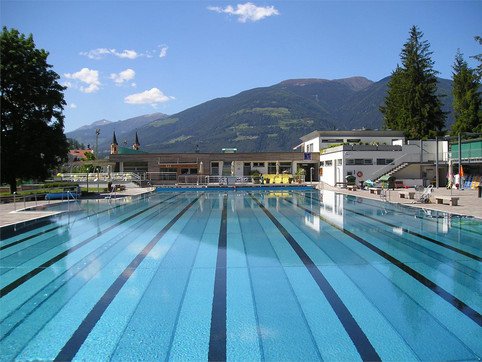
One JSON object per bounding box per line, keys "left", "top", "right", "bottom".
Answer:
{"left": 1, "top": 27, "right": 68, "bottom": 193}
{"left": 67, "top": 138, "right": 86, "bottom": 150}
{"left": 84, "top": 151, "right": 96, "bottom": 161}
{"left": 380, "top": 26, "right": 445, "bottom": 139}
{"left": 471, "top": 35, "right": 482, "bottom": 77}
{"left": 451, "top": 51, "right": 481, "bottom": 135}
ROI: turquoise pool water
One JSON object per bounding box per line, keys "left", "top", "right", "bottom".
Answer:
{"left": 0, "top": 189, "right": 480, "bottom": 361}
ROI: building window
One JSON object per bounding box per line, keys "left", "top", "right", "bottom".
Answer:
{"left": 307, "top": 143, "right": 313, "bottom": 152}
{"left": 346, "top": 159, "right": 355, "bottom": 165}
{"left": 377, "top": 158, "right": 394, "bottom": 165}
{"left": 279, "top": 162, "right": 292, "bottom": 173}
{"left": 347, "top": 139, "right": 361, "bottom": 143}
{"left": 336, "top": 159, "right": 343, "bottom": 166}
{"left": 211, "top": 162, "right": 219, "bottom": 175}
{"left": 353, "top": 159, "right": 373, "bottom": 165}
{"left": 325, "top": 160, "right": 333, "bottom": 166}
{"left": 322, "top": 139, "right": 344, "bottom": 143}
{"left": 320, "top": 161, "right": 325, "bottom": 166}
{"left": 253, "top": 162, "right": 264, "bottom": 167}
{"left": 268, "top": 162, "right": 277, "bottom": 174}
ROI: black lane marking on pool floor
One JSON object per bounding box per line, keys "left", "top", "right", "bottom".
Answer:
{"left": 208, "top": 194, "right": 228, "bottom": 362}
{"left": 0, "top": 199, "right": 180, "bottom": 339}
{"left": 304, "top": 192, "right": 481, "bottom": 262}
{"left": 345, "top": 207, "right": 482, "bottom": 262}
{"left": 284, "top": 197, "right": 482, "bottom": 328}
{"left": 0, "top": 193, "right": 181, "bottom": 298}
{"left": 0, "top": 194, "right": 161, "bottom": 251}
{"left": 249, "top": 194, "right": 381, "bottom": 362}
{"left": 54, "top": 195, "right": 201, "bottom": 362}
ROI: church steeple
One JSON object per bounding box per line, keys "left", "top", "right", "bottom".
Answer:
{"left": 132, "top": 131, "right": 140, "bottom": 150}
{"left": 110, "top": 131, "right": 118, "bottom": 155}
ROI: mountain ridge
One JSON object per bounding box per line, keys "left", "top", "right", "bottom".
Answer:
{"left": 67, "top": 76, "right": 454, "bottom": 155}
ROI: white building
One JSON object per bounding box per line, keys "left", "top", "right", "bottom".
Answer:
{"left": 299, "top": 130, "right": 449, "bottom": 187}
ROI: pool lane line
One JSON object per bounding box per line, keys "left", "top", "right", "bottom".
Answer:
{"left": 248, "top": 194, "right": 381, "bottom": 362}
{"left": 208, "top": 195, "right": 227, "bottom": 362}
{"left": 0, "top": 192, "right": 166, "bottom": 251}
{"left": 344, "top": 207, "right": 482, "bottom": 262}
{"left": 302, "top": 192, "right": 482, "bottom": 262}
{"left": 0, "top": 193, "right": 181, "bottom": 298}
{"left": 283, "top": 197, "right": 482, "bottom": 328}
{"left": 54, "top": 195, "right": 202, "bottom": 362}
{"left": 0, "top": 199, "right": 179, "bottom": 338}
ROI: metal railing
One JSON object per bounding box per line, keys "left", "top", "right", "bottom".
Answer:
{"left": 59, "top": 172, "right": 141, "bottom": 182}
{"left": 205, "top": 176, "right": 254, "bottom": 185}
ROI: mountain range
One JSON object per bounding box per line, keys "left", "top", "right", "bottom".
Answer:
{"left": 66, "top": 76, "right": 454, "bottom": 155}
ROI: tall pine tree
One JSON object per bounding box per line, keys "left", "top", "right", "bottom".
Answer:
{"left": 380, "top": 26, "right": 445, "bottom": 139}
{"left": 451, "top": 51, "right": 481, "bottom": 135}
{"left": 471, "top": 35, "right": 482, "bottom": 77}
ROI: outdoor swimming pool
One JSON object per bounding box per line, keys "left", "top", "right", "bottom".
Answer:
{"left": 0, "top": 189, "right": 481, "bottom": 361}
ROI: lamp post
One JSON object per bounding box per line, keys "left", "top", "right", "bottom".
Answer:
{"left": 435, "top": 136, "right": 439, "bottom": 188}
{"left": 95, "top": 129, "right": 100, "bottom": 158}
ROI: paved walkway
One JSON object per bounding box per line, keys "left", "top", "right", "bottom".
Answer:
{"left": 319, "top": 183, "right": 482, "bottom": 220}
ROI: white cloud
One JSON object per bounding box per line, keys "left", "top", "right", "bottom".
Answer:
{"left": 111, "top": 49, "right": 139, "bottom": 59}
{"left": 208, "top": 2, "right": 279, "bottom": 22}
{"left": 80, "top": 48, "right": 139, "bottom": 59}
{"left": 80, "top": 47, "right": 168, "bottom": 60}
{"left": 110, "top": 69, "right": 136, "bottom": 85}
{"left": 64, "top": 68, "right": 101, "bottom": 93}
{"left": 159, "top": 46, "right": 168, "bottom": 58}
{"left": 69, "top": 103, "right": 77, "bottom": 109}
{"left": 124, "top": 88, "right": 174, "bottom": 105}
{"left": 80, "top": 48, "right": 112, "bottom": 60}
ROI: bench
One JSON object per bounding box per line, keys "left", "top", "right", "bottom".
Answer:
{"left": 347, "top": 185, "right": 357, "bottom": 191}
{"left": 369, "top": 187, "right": 382, "bottom": 195}
{"left": 435, "top": 196, "right": 459, "bottom": 206}
{"left": 398, "top": 191, "right": 415, "bottom": 199}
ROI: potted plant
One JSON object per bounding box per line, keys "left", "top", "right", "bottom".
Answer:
{"left": 295, "top": 168, "right": 305, "bottom": 183}
{"left": 250, "top": 170, "right": 261, "bottom": 184}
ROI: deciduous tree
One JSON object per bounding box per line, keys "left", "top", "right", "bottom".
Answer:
{"left": 1, "top": 27, "right": 68, "bottom": 193}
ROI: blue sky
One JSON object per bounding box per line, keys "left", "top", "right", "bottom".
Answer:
{"left": 2, "top": 1, "right": 481, "bottom": 132}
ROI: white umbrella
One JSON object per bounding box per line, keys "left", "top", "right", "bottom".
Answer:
{"left": 231, "top": 161, "right": 235, "bottom": 176}
{"left": 199, "top": 161, "right": 204, "bottom": 175}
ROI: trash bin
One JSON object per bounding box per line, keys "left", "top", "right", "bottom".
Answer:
{"left": 345, "top": 175, "right": 356, "bottom": 186}
{"left": 379, "top": 175, "right": 396, "bottom": 190}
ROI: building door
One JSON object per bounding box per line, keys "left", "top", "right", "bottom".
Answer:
{"left": 243, "top": 162, "right": 251, "bottom": 176}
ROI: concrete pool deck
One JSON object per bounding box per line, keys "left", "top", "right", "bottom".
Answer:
{"left": 0, "top": 184, "right": 481, "bottom": 229}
